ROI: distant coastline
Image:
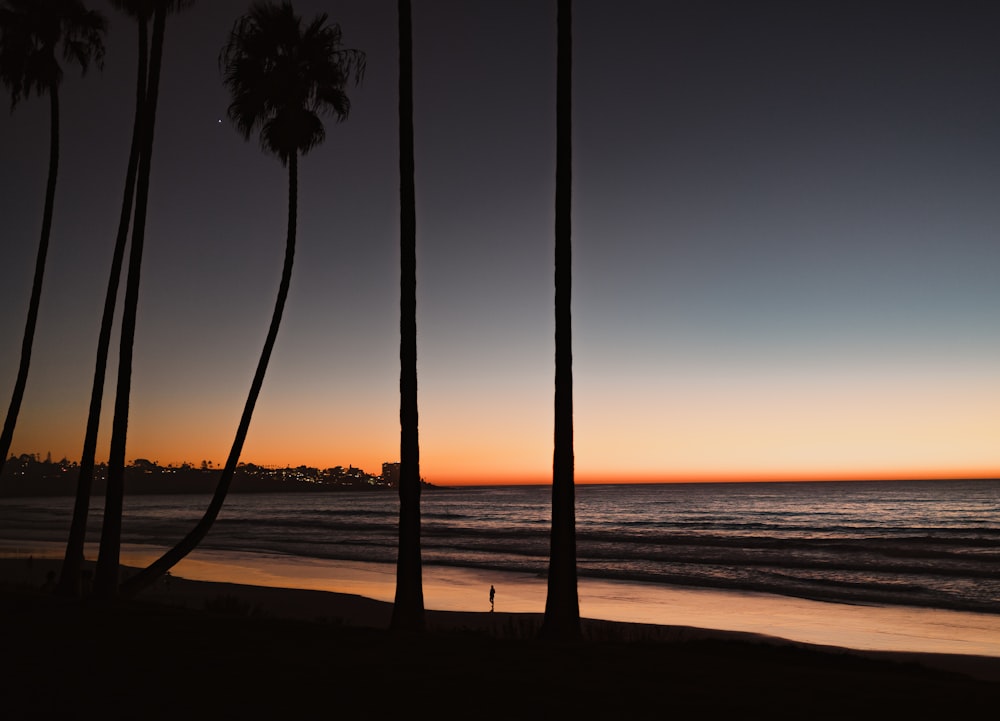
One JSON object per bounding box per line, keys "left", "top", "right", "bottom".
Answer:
{"left": 0, "top": 455, "right": 432, "bottom": 497}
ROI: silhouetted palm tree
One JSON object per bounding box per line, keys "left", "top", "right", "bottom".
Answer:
{"left": 541, "top": 0, "right": 581, "bottom": 641}
{"left": 119, "top": 0, "right": 364, "bottom": 598}
{"left": 390, "top": 0, "right": 424, "bottom": 632}
{"left": 58, "top": 0, "right": 152, "bottom": 598}
{"left": 0, "top": 0, "right": 105, "bottom": 481}
{"left": 94, "top": 0, "right": 193, "bottom": 600}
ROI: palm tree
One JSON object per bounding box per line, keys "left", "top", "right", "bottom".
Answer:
{"left": 0, "top": 0, "right": 105, "bottom": 481}
{"left": 57, "top": 0, "right": 151, "bottom": 598}
{"left": 541, "top": 0, "right": 581, "bottom": 641}
{"left": 94, "top": 0, "right": 193, "bottom": 600}
{"left": 390, "top": 0, "right": 424, "bottom": 632}
{"left": 119, "top": 0, "right": 364, "bottom": 599}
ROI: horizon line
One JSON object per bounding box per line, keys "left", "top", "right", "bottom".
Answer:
{"left": 5, "top": 453, "right": 998, "bottom": 486}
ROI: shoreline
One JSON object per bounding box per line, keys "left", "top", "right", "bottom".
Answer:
{"left": 122, "top": 570, "right": 1000, "bottom": 685}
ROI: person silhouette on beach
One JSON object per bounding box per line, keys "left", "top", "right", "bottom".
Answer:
{"left": 489, "top": 584, "right": 495, "bottom": 612}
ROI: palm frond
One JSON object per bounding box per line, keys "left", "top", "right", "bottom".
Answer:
{"left": 60, "top": 5, "right": 106, "bottom": 75}
{"left": 219, "top": 0, "right": 364, "bottom": 162}
{"left": 0, "top": 0, "right": 106, "bottom": 107}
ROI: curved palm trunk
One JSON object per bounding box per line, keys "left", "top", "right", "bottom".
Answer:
{"left": 95, "top": 6, "right": 166, "bottom": 600}
{"left": 390, "top": 0, "right": 425, "bottom": 632}
{"left": 0, "top": 85, "right": 59, "bottom": 481}
{"left": 541, "top": 0, "right": 581, "bottom": 641}
{"left": 58, "top": 17, "right": 148, "bottom": 598}
{"left": 120, "top": 152, "right": 298, "bottom": 599}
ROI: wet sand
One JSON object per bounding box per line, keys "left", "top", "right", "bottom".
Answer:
{"left": 155, "top": 547, "right": 1000, "bottom": 658}
{"left": 76, "top": 547, "right": 1000, "bottom": 658}
{"left": 5, "top": 544, "right": 1000, "bottom": 662}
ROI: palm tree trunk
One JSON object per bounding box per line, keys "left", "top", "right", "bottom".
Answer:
{"left": 120, "top": 152, "right": 298, "bottom": 599}
{"left": 0, "top": 85, "right": 59, "bottom": 481}
{"left": 391, "top": 0, "right": 425, "bottom": 632}
{"left": 58, "top": 16, "right": 148, "bottom": 598}
{"left": 541, "top": 0, "right": 581, "bottom": 641}
{"left": 95, "top": 5, "right": 166, "bottom": 600}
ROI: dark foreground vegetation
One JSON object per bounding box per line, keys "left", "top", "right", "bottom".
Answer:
{"left": 1, "top": 584, "right": 996, "bottom": 721}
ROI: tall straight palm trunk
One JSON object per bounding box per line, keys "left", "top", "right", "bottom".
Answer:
{"left": 391, "top": 0, "right": 425, "bottom": 632}
{"left": 121, "top": 152, "right": 298, "bottom": 599}
{"left": 0, "top": 85, "right": 59, "bottom": 480}
{"left": 95, "top": 6, "right": 166, "bottom": 599}
{"left": 541, "top": 0, "right": 581, "bottom": 641}
{"left": 58, "top": 16, "right": 148, "bottom": 598}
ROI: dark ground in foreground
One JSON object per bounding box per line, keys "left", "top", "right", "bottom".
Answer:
{"left": 1, "top": 586, "right": 997, "bottom": 721}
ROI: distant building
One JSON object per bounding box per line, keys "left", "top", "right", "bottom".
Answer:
{"left": 381, "top": 462, "right": 400, "bottom": 487}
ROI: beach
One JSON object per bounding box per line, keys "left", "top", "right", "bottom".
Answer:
{"left": 5, "top": 539, "right": 1000, "bottom": 662}
{"left": 2, "top": 554, "right": 1000, "bottom": 719}
{"left": 3, "top": 483, "right": 999, "bottom": 717}
{"left": 130, "top": 546, "right": 1000, "bottom": 660}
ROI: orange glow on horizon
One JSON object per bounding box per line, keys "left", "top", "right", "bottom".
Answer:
{"left": 8, "top": 435, "right": 998, "bottom": 487}
{"left": 423, "top": 466, "right": 1000, "bottom": 487}
{"left": 9, "top": 401, "right": 999, "bottom": 486}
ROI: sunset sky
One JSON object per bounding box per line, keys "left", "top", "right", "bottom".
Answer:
{"left": 2, "top": 0, "right": 999, "bottom": 485}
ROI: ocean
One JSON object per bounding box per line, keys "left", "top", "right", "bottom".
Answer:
{"left": 2, "top": 478, "right": 998, "bottom": 616}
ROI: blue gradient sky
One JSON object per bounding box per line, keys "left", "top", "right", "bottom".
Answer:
{"left": 2, "top": 0, "right": 999, "bottom": 484}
